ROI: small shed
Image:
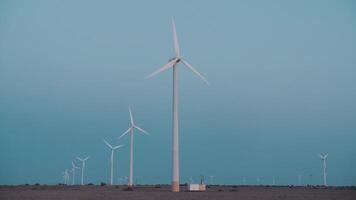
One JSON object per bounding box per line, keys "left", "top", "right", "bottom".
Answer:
{"left": 187, "top": 184, "right": 206, "bottom": 192}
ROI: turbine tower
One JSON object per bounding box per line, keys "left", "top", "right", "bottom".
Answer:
{"left": 120, "top": 106, "right": 149, "bottom": 188}
{"left": 209, "top": 175, "right": 214, "bottom": 185}
{"left": 318, "top": 153, "right": 328, "bottom": 186}
{"left": 146, "top": 17, "right": 208, "bottom": 192}
{"left": 256, "top": 177, "right": 260, "bottom": 185}
{"left": 272, "top": 176, "right": 276, "bottom": 186}
{"left": 103, "top": 139, "right": 124, "bottom": 185}
{"left": 71, "top": 161, "right": 80, "bottom": 185}
{"left": 77, "top": 156, "right": 90, "bottom": 185}
{"left": 297, "top": 174, "right": 303, "bottom": 186}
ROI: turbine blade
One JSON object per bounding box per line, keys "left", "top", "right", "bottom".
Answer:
{"left": 129, "top": 106, "right": 134, "bottom": 126}
{"left": 181, "top": 59, "right": 209, "bottom": 85}
{"left": 84, "top": 156, "right": 90, "bottom": 161}
{"left": 135, "top": 125, "right": 149, "bottom": 135}
{"left": 119, "top": 127, "right": 132, "bottom": 139}
{"left": 103, "top": 139, "right": 113, "bottom": 149}
{"left": 325, "top": 153, "right": 328, "bottom": 158}
{"left": 172, "top": 17, "right": 180, "bottom": 57}
{"left": 113, "top": 145, "right": 124, "bottom": 150}
{"left": 76, "top": 157, "right": 83, "bottom": 161}
{"left": 146, "top": 58, "right": 177, "bottom": 79}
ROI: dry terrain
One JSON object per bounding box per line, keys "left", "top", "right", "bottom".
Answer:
{"left": 1, "top": 185, "right": 355, "bottom": 200}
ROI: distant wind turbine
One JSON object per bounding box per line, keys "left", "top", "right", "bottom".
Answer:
{"left": 209, "top": 175, "right": 214, "bottom": 185}
{"left": 71, "top": 161, "right": 79, "bottom": 185}
{"left": 146, "top": 17, "right": 208, "bottom": 192}
{"left": 318, "top": 153, "right": 328, "bottom": 186}
{"left": 297, "top": 174, "right": 303, "bottom": 186}
{"left": 63, "top": 169, "right": 70, "bottom": 185}
{"left": 77, "top": 156, "right": 90, "bottom": 185}
{"left": 119, "top": 106, "right": 149, "bottom": 188}
{"left": 103, "top": 139, "right": 124, "bottom": 185}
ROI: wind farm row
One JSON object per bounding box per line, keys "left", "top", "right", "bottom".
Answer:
{"left": 62, "top": 149, "right": 331, "bottom": 187}
{"left": 62, "top": 107, "right": 147, "bottom": 188}
{"left": 59, "top": 17, "right": 333, "bottom": 190}
{"left": 61, "top": 17, "right": 208, "bottom": 192}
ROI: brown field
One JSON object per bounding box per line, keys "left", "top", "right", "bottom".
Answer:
{"left": 1, "top": 185, "right": 356, "bottom": 200}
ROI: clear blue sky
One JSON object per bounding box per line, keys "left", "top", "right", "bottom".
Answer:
{"left": 0, "top": 0, "right": 355, "bottom": 186}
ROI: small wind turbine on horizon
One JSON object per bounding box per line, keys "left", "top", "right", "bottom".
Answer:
{"left": 209, "top": 175, "right": 214, "bottom": 185}
{"left": 77, "top": 156, "right": 90, "bottom": 185}
{"left": 71, "top": 161, "right": 80, "bottom": 185}
{"left": 119, "top": 106, "right": 149, "bottom": 188}
{"left": 297, "top": 174, "right": 303, "bottom": 186}
{"left": 146, "top": 17, "right": 208, "bottom": 192}
{"left": 63, "top": 169, "right": 69, "bottom": 185}
{"left": 318, "top": 153, "right": 328, "bottom": 186}
{"left": 103, "top": 139, "right": 124, "bottom": 185}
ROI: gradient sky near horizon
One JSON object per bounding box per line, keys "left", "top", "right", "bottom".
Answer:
{"left": 1, "top": 0, "right": 356, "bottom": 186}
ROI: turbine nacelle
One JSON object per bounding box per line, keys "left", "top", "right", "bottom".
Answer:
{"left": 146, "top": 18, "right": 209, "bottom": 85}
{"left": 72, "top": 161, "right": 79, "bottom": 169}
{"left": 104, "top": 139, "right": 124, "bottom": 150}
{"left": 318, "top": 153, "right": 328, "bottom": 160}
{"left": 119, "top": 107, "right": 149, "bottom": 139}
{"left": 77, "top": 156, "right": 90, "bottom": 162}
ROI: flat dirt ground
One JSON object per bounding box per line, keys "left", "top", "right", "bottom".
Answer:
{"left": 1, "top": 185, "right": 355, "bottom": 200}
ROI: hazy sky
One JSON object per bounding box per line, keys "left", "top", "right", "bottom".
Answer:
{"left": 1, "top": 0, "right": 355, "bottom": 186}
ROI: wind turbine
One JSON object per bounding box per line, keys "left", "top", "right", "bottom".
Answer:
{"left": 103, "top": 139, "right": 124, "bottom": 185}
{"left": 146, "top": 17, "right": 208, "bottom": 192}
{"left": 77, "top": 156, "right": 90, "bottom": 185}
{"left": 297, "top": 174, "right": 303, "bottom": 186}
{"left": 119, "top": 106, "right": 149, "bottom": 188}
{"left": 209, "top": 175, "right": 214, "bottom": 185}
{"left": 63, "top": 169, "right": 69, "bottom": 185}
{"left": 71, "top": 161, "right": 80, "bottom": 185}
{"left": 272, "top": 176, "right": 276, "bottom": 186}
{"left": 318, "top": 153, "right": 328, "bottom": 186}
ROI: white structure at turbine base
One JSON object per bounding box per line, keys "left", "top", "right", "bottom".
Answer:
{"left": 77, "top": 156, "right": 90, "bottom": 185}
{"left": 103, "top": 139, "right": 124, "bottom": 185}
{"left": 146, "top": 17, "right": 208, "bottom": 192}
{"left": 119, "top": 106, "right": 149, "bottom": 187}
{"left": 318, "top": 153, "right": 328, "bottom": 186}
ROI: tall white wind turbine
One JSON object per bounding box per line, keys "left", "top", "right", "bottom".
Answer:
{"left": 318, "top": 153, "right": 328, "bottom": 186}
{"left": 77, "top": 156, "right": 90, "bottom": 185}
{"left": 71, "top": 161, "right": 80, "bottom": 185}
{"left": 119, "top": 106, "right": 149, "bottom": 188}
{"left": 104, "top": 139, "right": 124, "bottom": 185}
{"left": 146, "top": 17, "right": 208, "bottom": 192}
